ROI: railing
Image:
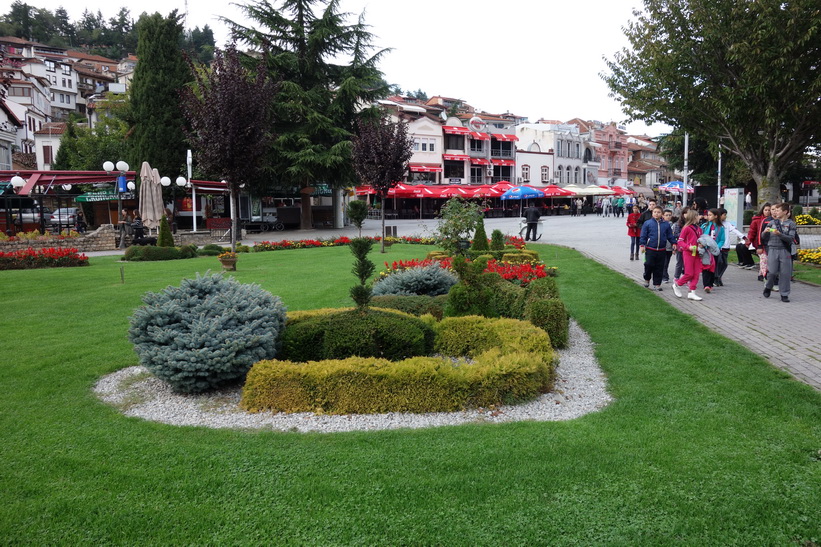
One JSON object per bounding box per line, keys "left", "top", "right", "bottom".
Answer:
{"left": 608, "top": 169, "right": 623, "bottom": 177}
{"left": 470, "top": 176, "right": 483, "bottom": 184}
{"left": 612, "top": 142, "right": 623, "bottom": 149}
{"left": 490, "top": 149, "right": 514, "bottom": 158}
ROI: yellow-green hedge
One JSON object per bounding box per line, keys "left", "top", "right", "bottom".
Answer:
{"left": 241, "top": 316, "right": 555, "bottom": 414}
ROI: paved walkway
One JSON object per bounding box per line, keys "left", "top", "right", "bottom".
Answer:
{"left": 91, "top": 214, "right": 821, "bottom": 390}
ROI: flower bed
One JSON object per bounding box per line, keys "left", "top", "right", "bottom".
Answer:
{"left": 252, "top": 235, "right": 436, "bottom": 252}
{"left": 795, "top": 214, "right": 821, "bottom": 225}
{"left": 0, "top": 229, "right": 81, "bottom": 242}
{"left": 380, "top": 256, "right": 554, "bottom": 286}
{"left": 797, "top": 247, "right": 821, "bottom": 265}
{"left": 0, "top": 247, "right": 89, "bottom": 270}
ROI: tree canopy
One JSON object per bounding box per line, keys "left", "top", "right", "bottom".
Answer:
{"left": 603, "top": 0, "right": 821, "bottom": 204}
{"left": 129, "top": 11, "right": 191, "bottom": 178}
{"left": 225, "top": 0, "right": 389, "bottom": 229}
{"left": 180, "top": 44, "right": 276, "bottom": 250}
{"left": 351, "top": 112, "right": 412, "bottom": 251}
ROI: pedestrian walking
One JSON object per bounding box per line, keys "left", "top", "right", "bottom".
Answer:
{"left": 523, "top": 203, "right": 541, "bottom": 241}
{"left": 662, "top": 209, "right": 675, "bottom": 283}
{"left": 699, "top": 208, "right": 725, "bottom": 293}
{"left": 748, "top": 203, "right": 772, "bottom": 282}
{"left": 715, "top": 207, "right": 747, "bottom": 283}
{"left": 639, "top": 206, "right": 677, "bottom": 291}
{"left": 762, "top": 203, "right": 797, "bottom": 302}
{"left": 672, "top": 209, "right": 705, "bottom": 301}
{"left": 627, "top": 205, "right": 642, "bottom": 260}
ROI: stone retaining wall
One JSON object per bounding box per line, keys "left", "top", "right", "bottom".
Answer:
{"left": 0, "top": 226, "right": 228, "bottom": 253}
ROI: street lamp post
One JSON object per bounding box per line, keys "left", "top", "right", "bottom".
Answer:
{"left": 160, "top": 175, "right": 188, "bottom": 233}
{"left": 9, "top": 175, "right": 25, "bottom": 236}
{"left": 103, "top": 160, "right": 130, "bottom": 249}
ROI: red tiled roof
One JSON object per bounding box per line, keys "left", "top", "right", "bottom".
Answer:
{"left": 33, "top": 122, "right": 67, "bottom": 135}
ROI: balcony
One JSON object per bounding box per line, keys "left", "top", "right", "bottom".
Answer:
{"left": 608, "top": 169, "right": 624, "bottom": 177}
{"left": 612, "top": 142, "right": 623, "bottom": 149}
{"left": 490, "top": 149, "right": 514, "bottom": 159}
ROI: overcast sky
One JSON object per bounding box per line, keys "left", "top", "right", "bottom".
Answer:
{"left": 35, "top": 0, "right": 672, "bottom": 136}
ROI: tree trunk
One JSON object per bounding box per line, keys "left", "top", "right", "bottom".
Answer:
{"left": 300, "top": 184, "right": 313, "bottom": 230}
{"left": 380, "top": 196, "right": 386, "bottom": 253}
{"left": 752, "top": 164, "right": 781, "bottom": 207}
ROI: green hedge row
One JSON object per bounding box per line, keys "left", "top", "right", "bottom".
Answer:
{"left": 241, "top": 316, "right": 554, "bottom": 414}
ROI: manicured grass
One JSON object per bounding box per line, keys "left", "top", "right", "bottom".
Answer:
{"left": 2, "top": 244, "right": 820, "bottom": 544}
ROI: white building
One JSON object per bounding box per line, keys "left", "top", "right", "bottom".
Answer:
{"left": 515, "top": 123, "right": 588, "bottom": 186}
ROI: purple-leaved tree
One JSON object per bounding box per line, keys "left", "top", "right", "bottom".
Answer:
{"left": 351, "top": 113, "right": 413, "bottom": 253}
{"left": 179, "top": 44, "right": 276, "bottom": 251}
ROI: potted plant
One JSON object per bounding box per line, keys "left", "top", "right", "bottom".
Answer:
{"left": 217, "top": 250, "right": 238, "bottom": 271}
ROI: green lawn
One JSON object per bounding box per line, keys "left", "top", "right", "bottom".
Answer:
{"left": 2, "top": 245, "right": 820, "bottom": 544}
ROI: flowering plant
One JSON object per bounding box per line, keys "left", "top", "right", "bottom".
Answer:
{"left": 795, "top": 214, "right": 821, "bottom": 225}
{"left": 0, "top": 247, "right": 89, "bottom": 270}
{"left": 378, "top": 256, "right": 553, "bottom": 286}
{"left": 217, "top": 251, "right": 237, "bottom": 260}
{"left": 797, "top": 247, "right": 821, "bottom": 265}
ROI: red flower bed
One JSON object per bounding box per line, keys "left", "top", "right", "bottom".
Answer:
{"left": 0, "top": 247, "right": 89, "bottom": 270}
{"left": 381, "top": 256, "right": 546, "bottom": 286}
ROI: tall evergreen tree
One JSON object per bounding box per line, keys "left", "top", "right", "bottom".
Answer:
{"left": 129, "top": 11, "right": 191, "bottom": 178}
{"left": 225, "top": 0, "right": 389, "bottom": 230}
{"left": 180, "top": 44, "right": 275, "bottom": 251}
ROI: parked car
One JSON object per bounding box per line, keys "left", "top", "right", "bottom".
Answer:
{"left": 49, "top": 207, "right": 80, "bottom": 227}
{"left": 0, "top": 207, "right": 52, "bottom": 224}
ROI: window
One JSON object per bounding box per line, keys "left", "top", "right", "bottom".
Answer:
{"left": 61, "top": 78, "right": 67, "bottom": 87}
{"left": 9, "top": 87, "right": 31, "bottom": 97}
{"left": 414, "top": 137, "right": 436, "bottom": 152}
{"left": 50, "top": 75, "right": 57, "bottom": 85}
{"left": 469, "top": 139, "right": 484, "bottom": 153}
{"left": 557, "top": 140, "right": 563, "bottom": 157}
{"left": 59, "top": 94, "right": 65, "bottom": 104}
{"left": 45, "top": 60, "right": 56, "bottom": 72}
{"left": 541, "top": 166, "right": 549, "bottom": 182}
{"left": 556, "top": 165, "right": 563, "bottom": 183}
{"left": 575, "top": 166, "right": 580, "bottom": 183}
{"left": 445, "top": 134, "right": 464, "bottom": 150}
{"left": 413, "top": 138, "right": 420, "bottom": 151}
{"left": 521, "top": 165, "right": 530, "bottom": 182}
{"left": 575, "top": 143, "right": 580, "bottom": 158}
{"left": 62, "top": 65, "right": 71, "bottom": 75}
{"left": 43, "top": 145, "right": 53, "bottom": 164}
{"left": 67, "top": 79, "right": 72, "bottom": 88}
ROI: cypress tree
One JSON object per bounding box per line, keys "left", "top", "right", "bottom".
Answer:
{"left": 129, "top": 11, "right": 191, "bottom": 177}
{"left": 471, "top": 218, "right": 490, "bottom": 251}
{"left": 157, "top": 216, "right": 174, "bottom": 247}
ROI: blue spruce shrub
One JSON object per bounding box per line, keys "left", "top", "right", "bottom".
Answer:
{"left": 128, "top": 273, "right": 287, "bottom": 394}
{"left": 372, "top": 265, "right": 458, "bottom": 297}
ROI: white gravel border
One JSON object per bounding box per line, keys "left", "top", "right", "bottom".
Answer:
{"left": 93, "top": 320, "right": 612, "bottom": 433}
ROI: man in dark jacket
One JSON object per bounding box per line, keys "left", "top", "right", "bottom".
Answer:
{"left": 637, "top": 199, "right": 657, "bottom": 227}
{"left": 523, "top": 203, "right": 541, "bottom": 241}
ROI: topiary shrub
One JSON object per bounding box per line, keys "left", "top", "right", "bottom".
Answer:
{"left": 198, "top": 243, "right": 227, "bottom": 256}
{"left": 179, "top": 245, "right": 198, "bottom": 259}
{"left": 279, "top": 309, "right": 435, "bottom": 362}
{"left": 525, "top": 276, "right": 560, "bottom": 301}
{"left": 490, "top": 229, "right": 505, "bottom": 250}
{"left": 525, "top": 298, "right": 569, "bottom": 348}
{"left": 349, "top": 237, "right": 374, "bottom": 308}
{"left": 371, "top": 294, "right": 448, "bottom": 319}
{"left": 372, "top": 264, "right": 458, "bottom": 297}
{"left": 471, "top": 217, "right": 489, "bottom": 251}
{"left": 743, "top": 209, "right": 754, "bottom": 226}
{"left": 157, "top": 216, "right": 174, "bottom": 247}
{"left": 242, "top": 316, "right": 554, "bottom": 414}
{"left": 792, "top": 204, "right": 803, "bottom": 220}
{"left": 125, "top": 246, "right": 185, "bottom": 261}
{"left": 128, "top": 273, "right": 287, "bottom": 394}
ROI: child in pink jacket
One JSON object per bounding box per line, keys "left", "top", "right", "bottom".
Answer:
{"left": 672, "top": 209, "right": 705, "bottom": 301}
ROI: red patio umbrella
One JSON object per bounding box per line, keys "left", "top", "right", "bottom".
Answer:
{"left": 439, "top": 186, "right": 471, "bottom": 198}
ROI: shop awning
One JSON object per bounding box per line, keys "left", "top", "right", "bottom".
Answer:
{"left": 442, "top": 154, "right": 470, "bottom": 161}
{"left": 409, "top": 164, "right": 443, "bottom": 173}
{"left": 469, "top": 131, "right": 491, "bottom": 140}
{"left": 491, "top": 159, "right": 515, "bottom": 166}
{"left": 470, "top": 158, "right": 491, "bottom": 165}
{"left": 492, "top": 134, "right": 519, "bottom": 142}
{"left": 443, "top": 125, "right": 470, "bottom": 135}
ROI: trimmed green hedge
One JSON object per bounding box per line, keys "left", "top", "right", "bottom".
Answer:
{"left": 241, "top": 316, "right": 554, "bottom": 414}
{"left": 371, "top": 294, "right": 448, "bottom": 319}
{"left": 279, "top": 308, "right": 435, "bottom": 362}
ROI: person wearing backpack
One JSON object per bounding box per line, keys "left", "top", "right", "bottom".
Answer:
{"left": 672, "top": 209, "right": 706, "bottom": 301}
{"left": 699, "top": 208, "right": 725, "bottom": 292}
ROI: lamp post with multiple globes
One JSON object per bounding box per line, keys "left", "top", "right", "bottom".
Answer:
{"left": 103, "top": 160, "right": 130, "bottom": 249}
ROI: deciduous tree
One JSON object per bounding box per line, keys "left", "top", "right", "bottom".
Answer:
{"left": 603, "top": 0, "right": 821, "bottom": 204}
{"left": 351, "top": 113, "right": 412, "bottom": 252}
{"left": 180, "top": 44, "right": 275, "bottom": 251}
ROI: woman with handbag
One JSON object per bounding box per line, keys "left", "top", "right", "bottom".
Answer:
{"left": 626, "top": 205, "right": 642, "bottom": 260}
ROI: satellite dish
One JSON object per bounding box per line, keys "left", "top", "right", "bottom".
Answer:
{"left": 440, "top": 111, "right": 448, "bottom": 121}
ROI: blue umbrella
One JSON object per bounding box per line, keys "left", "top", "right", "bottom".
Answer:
{"left": 500, "top": 186, "right": 544, "bottom": 200}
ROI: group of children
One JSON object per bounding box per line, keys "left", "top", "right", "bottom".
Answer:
{"left": 627, "top": 199, "right": 798, "bottom": 303}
